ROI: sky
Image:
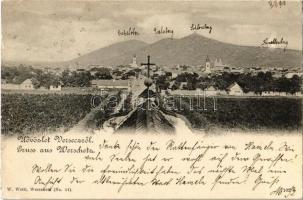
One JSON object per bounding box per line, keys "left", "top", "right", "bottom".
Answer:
{"left": 2, "top": 0, "right": 302, "bottom": 62}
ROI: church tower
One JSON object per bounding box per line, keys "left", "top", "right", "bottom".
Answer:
{"left": 205, "top": 55, "right": 211, "bottom": 74}
{"left": 130, "top": 55, "right": 138, "bottom": 68}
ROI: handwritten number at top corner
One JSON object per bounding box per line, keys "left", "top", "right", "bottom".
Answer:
{"left": 268, "top": 0, "right": 286, "bottom": 9}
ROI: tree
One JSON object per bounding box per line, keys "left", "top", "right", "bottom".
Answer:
{"left": 94, "top": 71, "right": 112, "bottom": 79}
{"left": 93, "top": 68, "right": 112, "bottom": 80}
{"left": 155, "top": 75, "right": 170, "bottom": 91}
{"left": 61, "top": 70, "right": 92, "bottom": 87}
{"left": 175, "top": 72, "right": 199, "bottom": 90}
{"left": 61, "top": 70, "right": 71, "bottom": 87}
{"left": 289, "top": 75, "right": 301, "bottom": 94}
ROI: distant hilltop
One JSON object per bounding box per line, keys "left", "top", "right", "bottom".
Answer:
{"left": 5, "top": 33, "right": 302, "bottom": 69}
{"left": 66, "top": 33, "right": 301, "bottom": 68}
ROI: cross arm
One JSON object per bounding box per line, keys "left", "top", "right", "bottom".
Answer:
{"left": 141, "top": 63, "right": 156, "bottom": 66}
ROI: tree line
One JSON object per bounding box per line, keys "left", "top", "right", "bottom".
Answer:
{"left": 2, "top": 65, "right": 302, "bottom": 94}
{"left": 156, "top": 71, "right": 301, "bottom": 94}
{"left": 1, "top": 65, "right": 113, "bottom": 88}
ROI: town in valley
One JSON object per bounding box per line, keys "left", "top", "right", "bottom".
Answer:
{"left": 2, "top": 0, "right": 302, "bottom": 134}
{"left": 2, "top": 49, "right": 302, "bottom": 97}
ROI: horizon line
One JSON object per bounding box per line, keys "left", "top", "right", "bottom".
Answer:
{"left": 2, "top": 33, "right": 301, "bottom": 65}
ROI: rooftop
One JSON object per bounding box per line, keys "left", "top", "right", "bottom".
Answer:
{"left": 91, "top": 79, "right": 129, "bottom": 86}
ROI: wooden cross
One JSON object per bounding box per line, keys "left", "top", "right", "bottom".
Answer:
{"left": 141, "top": 55, "right": 155, "bottom": 78}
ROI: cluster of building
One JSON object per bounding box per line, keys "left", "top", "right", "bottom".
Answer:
{"left": 165, "top": 82, "right": 302, "bottom": 97}
{"left": 1, "top": 79, "right": 34, "bottom": 90}
{"left": 88, "top": 55, "right": 302, "bottom": 97}
{"left": 2, "top": 55, "right": 302, "bottom": 97}
{"left": 1, "top": 79, "right": 61, "bottom": 91}
{"left": 169, "top": 56, "right": 302, "bottom": 79}
{"left": 1, "top": 78, "right": 131, "bottom": 92}
{"left": 164, "top": 82, "right": 244, "bottom": 96}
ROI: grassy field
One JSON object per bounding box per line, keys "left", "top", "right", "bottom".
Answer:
{"left": 171, "top": 96, "right": 302, "bottom": 130}
{"left": 1, "top": 93, "right": 93, "bottom": 134}
{"left": 1, "top": 93, "right": 301, "bottom": 134}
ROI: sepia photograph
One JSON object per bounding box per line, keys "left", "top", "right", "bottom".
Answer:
{"left": 1, "top": 0, "right": 302, "bottom": 199}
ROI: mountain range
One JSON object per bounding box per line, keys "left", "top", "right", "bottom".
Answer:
{"left": 13, "top": 33, "right": 303, "bottom": 69}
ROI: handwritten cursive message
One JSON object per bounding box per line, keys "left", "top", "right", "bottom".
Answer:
{"left": 2, "top": 132, "right": 302, "bottom": 199}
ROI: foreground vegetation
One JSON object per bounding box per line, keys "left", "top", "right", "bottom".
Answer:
{"left": 1, "top": 93, "right": 301, "bottom": 134}
{"left": 172, "top": 97, "right": 302, "bottom": 130}
{"left": 1, "top": 94, "right": 93, "bottom": 134}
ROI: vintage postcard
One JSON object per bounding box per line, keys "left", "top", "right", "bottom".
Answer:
{"left": 1, "top": 0, "right": 302, "bottom": 199}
